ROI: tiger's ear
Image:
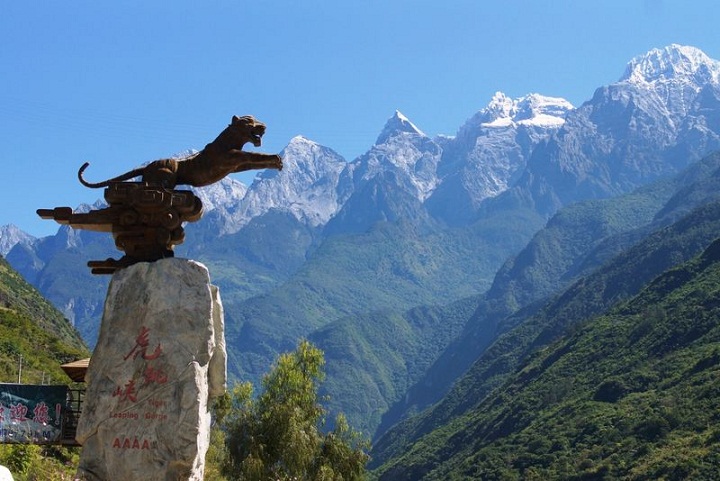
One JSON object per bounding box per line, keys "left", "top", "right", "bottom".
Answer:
{"left": 232, "top": 115, "right": 255, "bottom": 124}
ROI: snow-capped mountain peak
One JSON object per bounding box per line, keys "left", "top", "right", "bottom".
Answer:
{"left": 514, "top": 94, "right": 575, "bottom": 127}
{"left": 474, "top": 92, "right": 574, "bottom": 129}
{"left": 615, "top": 45, "right": 720, "bottom": 120}
{"left": 375, "top": 110, "right": 426, "bottom": 145}
{"left": 621, "top": 44, "right": 720, "bottom": 87}
{"left": 427, "top": 92, "right": 574, "bottom": 222}
{"left": 284, "top": 135, "right": 323, "bottom": 156}
{"left": 191, "top": 177, "right": 247, "bottom": 214}
{"left": 218, "top": 136, "right": 349, "bottom": 232}
{"left": 483, "top": 92, "right": 515, "bottom": 124}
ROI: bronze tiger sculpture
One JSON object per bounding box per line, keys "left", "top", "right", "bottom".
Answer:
{"left": 78, "top": 114, "right": 283, "bottom": 189}
{"left": 39, "top": 114, "right": 284, "bottom": 273}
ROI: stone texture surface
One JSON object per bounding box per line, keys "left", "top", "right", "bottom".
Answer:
{"left": 76, "top": 258, "right": 226, "bottom": 481}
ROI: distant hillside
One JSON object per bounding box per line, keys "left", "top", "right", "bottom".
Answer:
{"left": 375, "top": 236, "right": 720, "bottom": 479}
{"left": 373, "top": 151, "right": 720, "bottom": 439}
{"left": 309, "top": 295, "right": 479, "bottom": 437}
{"left": 371, "top": 206, "right": 720, "bottom": 478}
{"left": 0, "top": 256, "right": 88, "bottom": 384}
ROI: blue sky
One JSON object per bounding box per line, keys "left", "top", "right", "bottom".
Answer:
{"left": 3, "top": 0, "right": 720, "bottom": 237}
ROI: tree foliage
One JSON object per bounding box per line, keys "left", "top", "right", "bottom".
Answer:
{"left": 217, "top": 340, "right": 369, "bottom": 480}
{"left": 0, "top": 444, "right": 80, "bottom": 481}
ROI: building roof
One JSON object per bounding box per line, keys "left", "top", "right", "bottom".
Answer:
{"left": 60, "top": 358, "right": 89, "bottom": 383}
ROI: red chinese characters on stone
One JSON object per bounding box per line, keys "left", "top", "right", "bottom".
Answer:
{"left": 142, "top": 365, "right": 168, "bottom": 386}
{"left": 112, "top": 379, "right": 138, "bottom": 403}
{"left": 114, "top": 326, "right": 171, "bottom": 404}
{"left": 123, "top": 326, "right": 162, "bottom": 361}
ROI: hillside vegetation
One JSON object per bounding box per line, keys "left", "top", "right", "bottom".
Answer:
{"left": 0, "top": 256, "right": 88, "bottom": 384}
{"left": 223, "top": 211, "right": 542, "bottom": 384}
{"left": 310, "top": 296, "right": 479, "bottom": 437}
{"left": 373, "top": 153, "right": 720, "bottom": 441}
{"left": 372, "top": 226, "right": 720, "bottom": 479}
{"left": 0, "top": 257, "right": 89, "bottom": 480}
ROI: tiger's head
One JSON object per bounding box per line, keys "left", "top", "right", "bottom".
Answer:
{"left": 228, "top": 114, "right": 267, "bottom": 148}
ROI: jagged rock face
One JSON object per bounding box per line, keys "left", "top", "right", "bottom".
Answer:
{"left": 427, "top": 93, "right": 574, "bottom": 224}
{"left": 5, "top": 45, "right": 720, "bottom": 253}
{"left": 0, "top": 224, "right": 35, "bottom": 256}
{"left": 353, "top": 111, "right": 442, "bottom": 202}
{"left": 324, "top": 111, "right": 442, "bottom": 234}
{"left": 12, "top": 45, "right": 719, "bottom": 255}
{"left": 622, "top": 44, "right": 720, "bottom": 118}
{"left": 518, "top": 44, "right": 720, "bottom": 215}
{"left": 202, "top": 136, "right": 349, "bottom": 234}
{"left": 75, "top": 259, "right": 226, "bottom": 481}
{"left": 191, "top": 177, "right": 248, "bottom": 235}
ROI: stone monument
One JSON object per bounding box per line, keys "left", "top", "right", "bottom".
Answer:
{"left": 38, "top": 115, "right": 283, "bottom": 480}
{"left": 75, "top": 259, "right": 225, "bottom": 480}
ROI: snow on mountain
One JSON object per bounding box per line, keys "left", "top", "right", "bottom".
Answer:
{"left": 218, "top": 136, "right": 349, "bottom": 233}
{"left": 622, "top": 44, "right": 720, "bottom": 86}
{"left": 425, "top": 92, "right": 574, "bottom": 223}
{"left": 192, "top": 177, "right": 248, "bottom": 213}
{"left": 619, "top": 44, "right": 720, "bottom": 119}
{"left": 348, "top": 111, "right": 442, "bottom": 202}
{"left": 0, "top": 224, "right": 35, "bottom": 256}
{"left": 375, "top": 110, "right": 426, "bottom": 145}
{"left": 515, "top": 45, "right": 720, "bottom": 216}
{"left": 470, "top": 92, "right": 574, "bottom": 129}
{"left": 181, "top": 46, "right": 717, "bottom": 232}
{"left": 46, "top": 201, "right": 109, "bottom": 249}
{"left": 190, "top": 177, "right": 248, "bottom": 233}
{"left": 514, "top": 94, "right": 575, "bottom": 127}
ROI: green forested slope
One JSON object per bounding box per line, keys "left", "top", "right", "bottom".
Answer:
{"left": 0, "top": 256, "right": 88, "bottom": 384}
{"left": 309, "top": 296, "right": 479, "bottom": 438}
{"left": 372, "top": 199, "right": 720, "bottom": 472}
{"left": 224, "top": 211, "right": 543, "bottom": 383}
{"left": 374, "top": 234, "right": 720, "bottom": 480}
{"left": 375, "top": 153, "right": 720, "bottom": 440}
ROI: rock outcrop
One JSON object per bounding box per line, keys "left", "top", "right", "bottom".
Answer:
{"left": 75, "top": 258, "right": 226, "bottom": 481}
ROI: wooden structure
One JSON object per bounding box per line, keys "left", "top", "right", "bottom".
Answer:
{"left": 38, "top": 183, "right": 203, "bottom": 274}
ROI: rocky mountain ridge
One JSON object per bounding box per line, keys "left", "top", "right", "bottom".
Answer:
{"left": 0, "top": 224, "right": 34, "bottom": 256}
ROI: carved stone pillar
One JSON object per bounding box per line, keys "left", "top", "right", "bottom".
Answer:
{"left": 75, "top": 258, "right": 226, "bottom": 481}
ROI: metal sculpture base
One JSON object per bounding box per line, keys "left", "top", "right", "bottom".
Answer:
{"left": 38, "top": 182, "right": 202, "bottom": 274}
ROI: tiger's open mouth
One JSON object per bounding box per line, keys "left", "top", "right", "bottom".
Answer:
{"left": 251, "top": 125, "right": 266, "bottom": 147}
